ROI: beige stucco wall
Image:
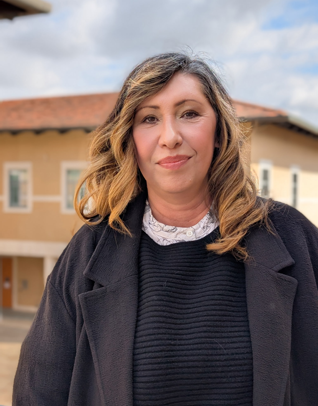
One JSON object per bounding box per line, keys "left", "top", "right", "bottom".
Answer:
{"left": 16, "top": 256, "right": 44, "bottom": 307}
{"left": 240, "top": 121, "right": 253, "bottom": 170}
{"left": 0, "top": 202, "right": 83, "bottom": 241}
{"left": 251, "top": 124, "right": 318, "bottom": 225}
{"left": 0, "top": 129, "right": 91, "bottom": 243}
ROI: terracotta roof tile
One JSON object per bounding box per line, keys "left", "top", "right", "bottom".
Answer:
{"left": 0, "top": 93, "right": 118, "bottom": 132}
{"left": 0, "top": 93, "right": 287, "bottom": 132}
{"left": 233, "top": 99, "right": 287, "bottom": 119}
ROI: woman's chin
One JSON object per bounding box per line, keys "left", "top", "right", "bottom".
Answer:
{"left": 149, "top": 180, "right": 196, "bottom": 198}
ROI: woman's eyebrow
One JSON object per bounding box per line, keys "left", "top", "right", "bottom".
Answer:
{"left": 175, "top": 99, "right": 203, "bottom": 107}
{"left": 136, "top": 105, "right": 159, "bottom": 113}
{"left": 136, "top": 99, "right": 203, "bottom": 113}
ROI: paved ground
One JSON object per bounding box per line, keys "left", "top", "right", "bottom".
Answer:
{"left": 0, "top": 310, "right": 34, "bottom": 406}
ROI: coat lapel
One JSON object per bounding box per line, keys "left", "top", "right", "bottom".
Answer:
{"left": 245, "top": 223, "right": 298, "bottom": 406}
{"left": 79, "top": 192, "right": 146, "bottom": 406}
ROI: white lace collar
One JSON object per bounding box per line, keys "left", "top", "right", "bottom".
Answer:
{"left": 142, "top": 200, "right": 218, "bottom": 246}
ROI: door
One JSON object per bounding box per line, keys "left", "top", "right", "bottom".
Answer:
{"left": 2, "top": 257, "right": 13, "bottom": 308}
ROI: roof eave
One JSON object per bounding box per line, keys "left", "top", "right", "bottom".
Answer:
{"left": 287, "top": 114, "right": 318, "bottom": 136}
{"left": 240, "top": 115, "right": 318, "bottom": 138}
{"left": 0, "top": 126, "right": 95, "bottom": 134}
{"left": 1, "top": 0, "right": 51, "bottom": 19}
{"left": 239, "top": 115, "right": 288, "bottom": 124}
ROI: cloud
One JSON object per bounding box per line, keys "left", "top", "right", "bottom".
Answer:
{"left": 226, "top": 21, "right": 318, "bottom": 126}
{"left": 0, "top": 0, "right": 317, "bottom": 127}
{"left": 2, "top": 0, "right": 276, "bottom": 60}
{"left": 91, "top": 0, "right": 276, "bottom": 59}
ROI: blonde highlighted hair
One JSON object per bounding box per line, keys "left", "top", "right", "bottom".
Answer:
{"left": 76, "top": 52, "right": 270, "bottom": 260}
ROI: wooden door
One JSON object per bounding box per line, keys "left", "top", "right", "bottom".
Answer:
{"left": 2, "top": 257, "right": 13, "bottom": 308}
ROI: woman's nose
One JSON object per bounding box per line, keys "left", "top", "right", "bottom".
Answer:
{"left": 159, "top": 118, "right": 183, "bottom": 148}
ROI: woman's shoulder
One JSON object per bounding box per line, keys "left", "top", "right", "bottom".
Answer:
{"left": 266, "top": 199, "right": 317, "bottom": 233}
{"left": 60, "top": 216, "right": 110, "bottom": 267}
{"left": 262, "top": 199, "right": 318, "bottom": 261}
{"left": 46, "top": 218, "right": 110, "bottom": 312}
{"left": 69, "top": 216, "right": 109, "bottom": 251}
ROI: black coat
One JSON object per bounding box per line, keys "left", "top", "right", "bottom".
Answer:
{"left": 13, "top": 193, "right": 318, "bottom": 406}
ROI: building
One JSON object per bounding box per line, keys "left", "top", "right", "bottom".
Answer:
{"left": 0, "top": 93, "right": 317, "bottom": 311}
{"left": 0, "top": 0, "right": 51, "bottom": 20}
{"left": 240, "top": 102, "right": 318, "bottom": 222}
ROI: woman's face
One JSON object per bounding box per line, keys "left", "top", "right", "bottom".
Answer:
{"left": 132, "top": 72, "right": 217, "bottom": 200}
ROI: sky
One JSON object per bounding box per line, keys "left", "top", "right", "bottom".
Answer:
{"left": 1, "top": 0, "right": 318, "bottom": 127}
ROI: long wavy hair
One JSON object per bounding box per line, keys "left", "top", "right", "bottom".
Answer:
{"left": 75, "top": 52, "right": 271, "bottom": 260}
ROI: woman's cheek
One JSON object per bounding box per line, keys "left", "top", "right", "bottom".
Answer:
{"left": 134, "top": 131, "right": 155, "bottom": 165}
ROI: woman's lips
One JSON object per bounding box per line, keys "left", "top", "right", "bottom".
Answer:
{"left": 157, "top": 155, "right": 191, "bottom": 170}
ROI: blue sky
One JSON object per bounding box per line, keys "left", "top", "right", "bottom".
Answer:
{"left": 264, "top": 0, "right": 318, "bottom": 30}
{"left": 1, "top": 0, "right": 318, "bottom": 127}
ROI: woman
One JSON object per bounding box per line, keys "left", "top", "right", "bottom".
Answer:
{"left": 13, "top": 53, "right": 318, "bottom": 406}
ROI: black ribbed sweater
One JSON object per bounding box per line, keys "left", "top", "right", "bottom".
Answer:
{"left": 133, "top": 230, "right": 253, "bottom": 406}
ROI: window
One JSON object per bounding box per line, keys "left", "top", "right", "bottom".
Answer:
{"left": 9, "top": 169, "right": 28, "bottom": 208}
{"left": 61, "top": 162, "right": 87, "bottom": 213}
{"left": 259, "top": 161, "right": 272, "bottom": 199}
{"left": 65, "top": 169, "right": 85, "bottom": 210}
{"left": 261, "top": 168, "right": 270, "bottom": 198}
{"left": 291, "top": 167, "right": 299, "bottom": 208}
{"left": 4, "top": 163, "right": 32, "bottom": 212}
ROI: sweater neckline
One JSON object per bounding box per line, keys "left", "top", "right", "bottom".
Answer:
{"left": 142, "top": 200, "right": 219, "bottom": 246}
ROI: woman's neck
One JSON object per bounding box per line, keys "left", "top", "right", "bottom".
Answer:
{"left": 147, "top": 191, "right": 211, "bottom": 228}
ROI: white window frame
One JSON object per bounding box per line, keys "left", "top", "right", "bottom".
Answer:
{"left": 259, "top": 160, "right": 272, "bottom": 199}
{"left": 290, "top": 166, "right": 300, "bottom": 209}
{"left": 61, "top": 161, "right": 87, "bottom": 214}
{"left": 3, "top": 162, "right": 32, "bottom": 213}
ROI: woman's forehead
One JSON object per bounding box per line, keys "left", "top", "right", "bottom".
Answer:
{"left": 136, "top": 72, "right": 207, "bottom": 109}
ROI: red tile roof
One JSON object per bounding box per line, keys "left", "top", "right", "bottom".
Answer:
{"left": 233, "top": 99, "right": 287, "bottom": 120}
{"left": 0, "top": 93, "right": 288, "bottom": 133}
{"left": 0, "top": 93, "right": 118, "bottom": 132}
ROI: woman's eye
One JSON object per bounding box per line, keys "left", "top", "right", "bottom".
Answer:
{"left": 183, "top": 111, "right": 199, "bottom": 119}
{"left": 142, "top": 116, "right": 157, "bottom": 124}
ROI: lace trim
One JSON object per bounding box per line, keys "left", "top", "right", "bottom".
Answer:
{"left": 142, "top": 200, "right": 218, "bottom": 246}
